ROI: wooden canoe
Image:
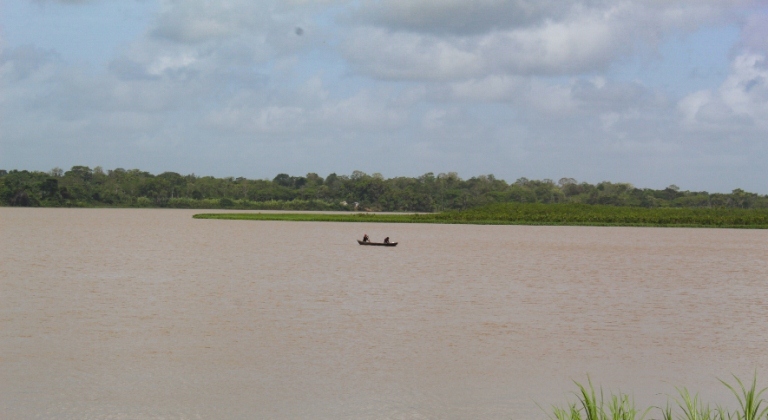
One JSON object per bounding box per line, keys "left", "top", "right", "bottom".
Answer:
{"left": 357, "top": 240, "right": 397, "bottom": 247}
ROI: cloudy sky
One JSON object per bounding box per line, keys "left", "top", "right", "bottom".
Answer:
{"left": 1, "top": 0, "right": 767, "bottom": 192}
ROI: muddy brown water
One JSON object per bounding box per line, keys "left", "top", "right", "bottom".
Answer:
{"left": 2, "top": 208, "right": 768, "bottom": 419}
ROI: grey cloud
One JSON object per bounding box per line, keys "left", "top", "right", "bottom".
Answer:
{"left": 342, "top": 14, "right": 625, "bottom": 81}
{"left": 342, "top": 28, "right": 484, "bottom": 80}
{"left": 0, "top": 45, "right": 62, "bottom": 82}
{"left": 570, "top": 79, "right": 649, "bottom": 112}
{"left": 448, "top": 75, "right": 527, "bottom": 102}
{"left": 150, "top": 2, "right": 256, "bottom": 44}
{"left": 108, "top": 57, "right": 162, "bottom": 81}
{"left": 149, "top": 0, "right": 318, "bottom": 48}
{"left": 695, "top": 99, "right": 754, "bottom": 127}
{"left": 130, "top": 0, "right": 322, "bottom": 84}
{"left": 448, "top": 76, "right": 659, "bottom": 116}
{"left": 740, "top": 12, "right": 768, "bottom": 55}
{"left": 341, "top": 1, "right": 763, "bottom": 81}
{"left": 31, "top": 0, "right": 92, "bottom": 4}
{"left": 345, "top": 0, "right": 571, "bottom": 35}
{"left": 110, "top": 36, "right": 276, "bottom": 83}
{"left": 347, "top": 0, "right": 759, "bottom": 35}
{"left": 342, "top": 11, "right": 623, "bottom": 80}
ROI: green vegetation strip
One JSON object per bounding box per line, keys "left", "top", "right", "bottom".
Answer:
{"left": 193, "top": 203, "right": 768, "bottom": 228}
{"left": 548, "top": 374, "right": 768, "bottom": 420}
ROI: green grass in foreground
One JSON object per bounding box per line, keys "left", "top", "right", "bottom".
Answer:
{"left": 193, "top": 203, "right": 768, "bottom": 228}
{"left": 548, "top": 374, "right": 768, "bottom": 420}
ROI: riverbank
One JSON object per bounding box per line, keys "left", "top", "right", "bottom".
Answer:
{"left": 193, "top": 203, "right": 768, "bottom": 228}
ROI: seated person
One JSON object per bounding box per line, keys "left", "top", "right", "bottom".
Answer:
{"left": 363, "top": 234, "right": 369, "bottom": 242}
{"left": 383, "top": 237, "right": 390, "bottom": 244}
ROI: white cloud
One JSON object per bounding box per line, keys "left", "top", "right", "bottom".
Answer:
{"left": 341, "top": 7, "right": 626, "bottom": 79}
{"left": 679, "top": 53, "right": 768, "bottom": 131}
{"left": 721, "top": 54, "right": 768, "bottom": 122}
{"left": 99, "top": 0, "right": 324, "bottom": 82}
{"left": 151, "top": 1, "right": 267, "bottom": 44}
{"left": 342, "top": 27, "right": 484, "bottom": 80}
{"left": 678, "top": 90, "right": 714, "bottom": 126}
{"left": 147, "top": 52, "right": 197, "bottom": 75}
{"left": 449, "top": 75, "right": 527, "bottom": 102}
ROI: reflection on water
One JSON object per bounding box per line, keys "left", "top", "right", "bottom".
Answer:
{"left": 2, "top": 208, "right": 768, "bottom": 419}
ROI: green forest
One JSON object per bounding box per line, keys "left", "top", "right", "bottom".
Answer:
{"left": 1, "top": 166, "right": 767, "bottom": 212}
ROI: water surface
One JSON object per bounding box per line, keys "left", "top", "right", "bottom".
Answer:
{"left": 2, "top": 208, "right": 768, "bottom": 419}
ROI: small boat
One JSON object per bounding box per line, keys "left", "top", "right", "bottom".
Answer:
{"left": 357, "top": 240, "right": 398, "bottom": 247}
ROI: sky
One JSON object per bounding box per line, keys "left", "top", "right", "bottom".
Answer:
{"left": 1, "top": 0, "right": 767, "bottom": 192}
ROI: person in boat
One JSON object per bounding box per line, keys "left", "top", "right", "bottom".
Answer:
{"left": 383, "top": 237, "right": 390, "bottom": 244}
{"left": 363, "top": 234, "right": 369, "bottom": 242}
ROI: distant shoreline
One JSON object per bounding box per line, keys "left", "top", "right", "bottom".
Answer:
{"left": 4, "top": 168, "right": 768, "bottom": 212}
{"left": 193, "top": 203, "right": 768, "bottom": 229}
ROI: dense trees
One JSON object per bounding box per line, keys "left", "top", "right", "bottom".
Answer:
{"left": 2, "top": 166, "right": 767, "bottom": 211}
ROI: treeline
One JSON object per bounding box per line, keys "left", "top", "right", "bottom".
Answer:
{"left": 1, "top": 166, "right": 767, "bottom": 211}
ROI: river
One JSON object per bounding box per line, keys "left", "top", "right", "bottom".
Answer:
{"left": 2, "top": 208, "right": 768, "bottom": 419}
